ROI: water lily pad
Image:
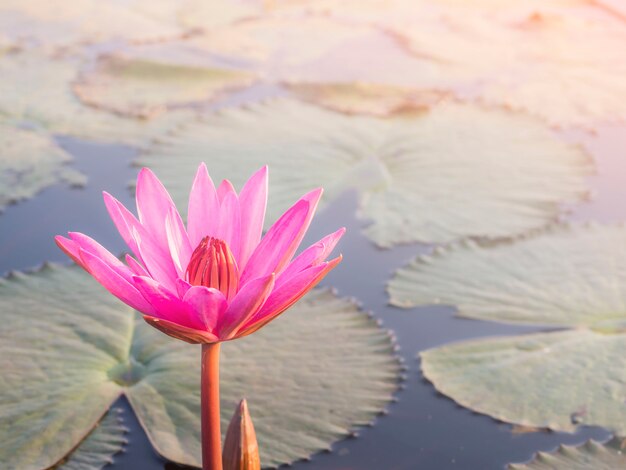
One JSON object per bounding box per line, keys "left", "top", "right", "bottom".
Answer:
{"left": 137, "top": 99, "right": 592, "bottom": 247}
{"left": 596, "top": 0, "right": 626, "bottom": 20}
{"left": 287, "top": 82, "right": 447, "bottom": 117}
{"left": 0, "top": 124, "right": 86, "bottom": 211}
{"left": 0, "top": 51, "right": 196, "bottom": 145}
{"left": 58, "top": 409, "right": 128, "bottom": 470}
{"left": 421, "top": 329, "right": 626, "bottom": 434}
{"left": 507, "top": 438, "right": 626, "bottom": 469}
{"left": 389, "top": 224, "right": 626, "bottom": 328}
{"left": 0, "top": 0, "right": 180, "bottom": 51}
{"left": 402, "top": 224, "right": 626, "bottom": 434}
{"left": 188, "top": 16, "right": 377, "bottom": 66}
{"left": 0, "top": 263, "right": 399, "bottom": 469}
{"left": 74, "top": 50, "right": 256, "bottom": 119}
{"left": 176, "top": 0, "right": 260, "bottom": 31}
{"left": 394, "top": 4, "right": 626, "bottom": 128}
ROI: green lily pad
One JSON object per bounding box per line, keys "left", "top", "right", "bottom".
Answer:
{"left": 137, "top": 99, "right": 592, "bottom": 247}
{"left": 507, "top": 438, "right": 626, "bottom": 469}
{"left": 58, "top": 409, "right": 128, "bottom": 470}
{"left": 176, "top": 0, "right": 260, "bottom": 31}
{"left": 187, "top": 16, "right": 379, "bottom": 67}
{"left": 393, "top": 3, "right": 626, "bottom": 128}
{"left": 403, "top": 224, "right": 626, "bottom": 434}
{"left": 389, "top": 224, "right": 626, "bottom": 328}
{"left": 0, "top": 263, "right": 399, "bottom": 469}
{"left": 421, "top": 329, "right": 626, "bottom": 434}
{"left": 288, "top": 1, "right": 626, "bottom": 128}
{"left": 73, "top": 51, "right": 256, "bottom": 119}
{"left": 0, "top": 0, "right": 180, "bottom": 51}
{"left": 0, "top": 51, "right": 196, "bottom": 145}
{"left": 287, "top": 82, "right": 447, "bottom": 117}
{"left": 0, "top": 124, "right": 86, "bottom": 211}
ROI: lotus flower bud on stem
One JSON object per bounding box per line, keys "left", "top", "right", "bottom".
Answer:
{"left": 222, "top": 399, "right": 261, "bottom": 470}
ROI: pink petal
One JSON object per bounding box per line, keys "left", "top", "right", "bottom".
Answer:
{"left": 136, "top": 168, "right": 177, "bottom": 252}
{"left": 276, "top": 227, "right": 345, "bottom": 288}
{"left": 165, "top": 206, "right": 192, "bottom": 278}
{"left": 55, "top": 235, "right": 84, "bottom": 268}
{"left": 240, "top": 188, "right": 322, "bottom": 285}
{"left": 187, "top": 163, "right": 219, "bottom": 248}
{"left": 218, "top": 273, "right": 275, "bottom": 339}
{"left": 143, "top": 315, "right": 219, "bottom": 344}
{"left": 103, "top": 192, "right": 178, "bottom": 291}
{"left": 78, "top": 249, "right": 155, "bottom": 314}
{"left": 183, "top": 286, "right": 228, "bottom": 331}
{"left": 239, "top": 256, "right": 341, "bottom": 337}
{"left": 217, "top": 179, "right": 236, "bottom": 202}
{"left": 132, "top": 275, "right": 203, "bottom": 329}
{"left": 68, "top": 232, "right": 129, "bottom": 279}
{"left": 238, "top": 166, "right": 268, "bottom": 270}
{"left": 103, "top": 191, "right": 142, "bottom": 260}
{"left": 176, "top": 278, "right": 192, "bottom": 298}
{"left": 125, "top": 254, "right": 149, "bottom": 277}
{"left": 215, "top": 190, "right": 241, "bottom": 262}
{"left": 130, "top": 225, "right": 178, "bottom": 292}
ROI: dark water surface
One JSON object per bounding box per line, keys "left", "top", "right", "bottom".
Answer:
{"left": 2, "top": 128, "right": 625, "bottom": 469}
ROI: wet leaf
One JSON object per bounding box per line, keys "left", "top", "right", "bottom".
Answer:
{"left": 74, "top": 49, "right": 255, "bottom": 119}
{"left": 407, "top": 224, "right": 626, "bottom": 434}
{"left": 0, "top": 51, "right": 196, "bottom": 145}
{"left": 389, "top": 224, "right": 626, "bottom": 327}
{"left": 0, "top": 0, "right": 180, "bottom": 51}
{"left": 287, "top": 82, "right": 447, "bottom": 117}
{"left": 596, "top": 0, "right": 626, "bottom": 20}
{"left": 58, "top": 409, "right": 128, "bottom": 470}
{"left": 507, "top": 438, "right": 626, "bottom": 469}
{"left": 0, "top": 124, "right": 86, "bottom": 211}
{"left": 421, "top": 329, "right": 626, "bottom": 435}
{"left": 188, "top": 16, "right": 378, "bottom": 67}
{"left": 394, "top": 4, "right": 626, "bottom": 128}
{"left": 176, "top": 0, "right": 260, "bottom": 31}
{"left": 286, "top": 1, "right": 626, "bottom": 128}
{"left": 137, "top": 99, "right": 592, "bottom": 247}
{"left": 0, "top": 264, "right": 399, "bottom": 469}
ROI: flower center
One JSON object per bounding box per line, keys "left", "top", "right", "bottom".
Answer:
{"left": 186, "top": 236, "right": 239, "bottom": 300}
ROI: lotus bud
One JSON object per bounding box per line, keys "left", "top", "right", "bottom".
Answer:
{"left": 222, "top": 399, "right": 260, "bottom": 470}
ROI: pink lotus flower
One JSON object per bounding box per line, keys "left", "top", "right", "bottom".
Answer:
{"left": 55, "top": 163, "right": 344, "bottom": 344}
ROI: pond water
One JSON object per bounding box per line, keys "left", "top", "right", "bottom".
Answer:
{"left": 2, "top": 125, "right": 625, "bottom": 469}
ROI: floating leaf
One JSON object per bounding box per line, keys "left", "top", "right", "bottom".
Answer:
{"left": 0, "top": 124, "right": 86, "bottom": 211}
{"left": 507, "top": 438, "right": 626, "bottom": 469}
{"left": 394, "top": 4, "right": 626, "bottom": 128}
{"left": 137, "top": 99, "right": 592, "bottom": 247}
{"left": 287, "top": 1, "right": 626, "bottom": 127}
{"left": 595, "top": 0, "right": 626, "bottom": 20}
{"left": 389, "top": 224, "right": 626, "bottom": 328}
{"left": 421, "top": 329, "right": 626, "bottom": 435}
{"left": 407, "top": 224, "right": 626, "bottom": 434}
{"left": 0, "top": 264, "right": 399, "bottom": 469}
{"left": 0, "top": 51, "right": 196, "bottom": 145}
{"left": 287, "top": 82, "right": 447, "bottom": 117}
{"left": 0, "top": 0, "right": 180, "bottom": 51}
{"left": 176, "top": 0, "right": 260, "bottom": 31}
{"left": 58, "top": 409, "right": 128, "bottom": 470}
{"left": 74, "top": 52, "right": 256, "bottom": 119}
{"left": 188, "top": 16, "right": 377, "bottom": 66}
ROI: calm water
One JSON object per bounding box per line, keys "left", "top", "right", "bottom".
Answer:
{"left": 2, "top": 127, "right": 625, "bottom": 469}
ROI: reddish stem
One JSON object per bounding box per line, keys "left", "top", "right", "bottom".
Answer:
{"left": 201, "top": 343, "right": 223, "bottom": 470}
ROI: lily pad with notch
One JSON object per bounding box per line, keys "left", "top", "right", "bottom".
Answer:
{"left": 0, "top": 263, "right": 400, "bottom": 469}
{"left": 137, "top": 99, "right": 592, "bottom": 247}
